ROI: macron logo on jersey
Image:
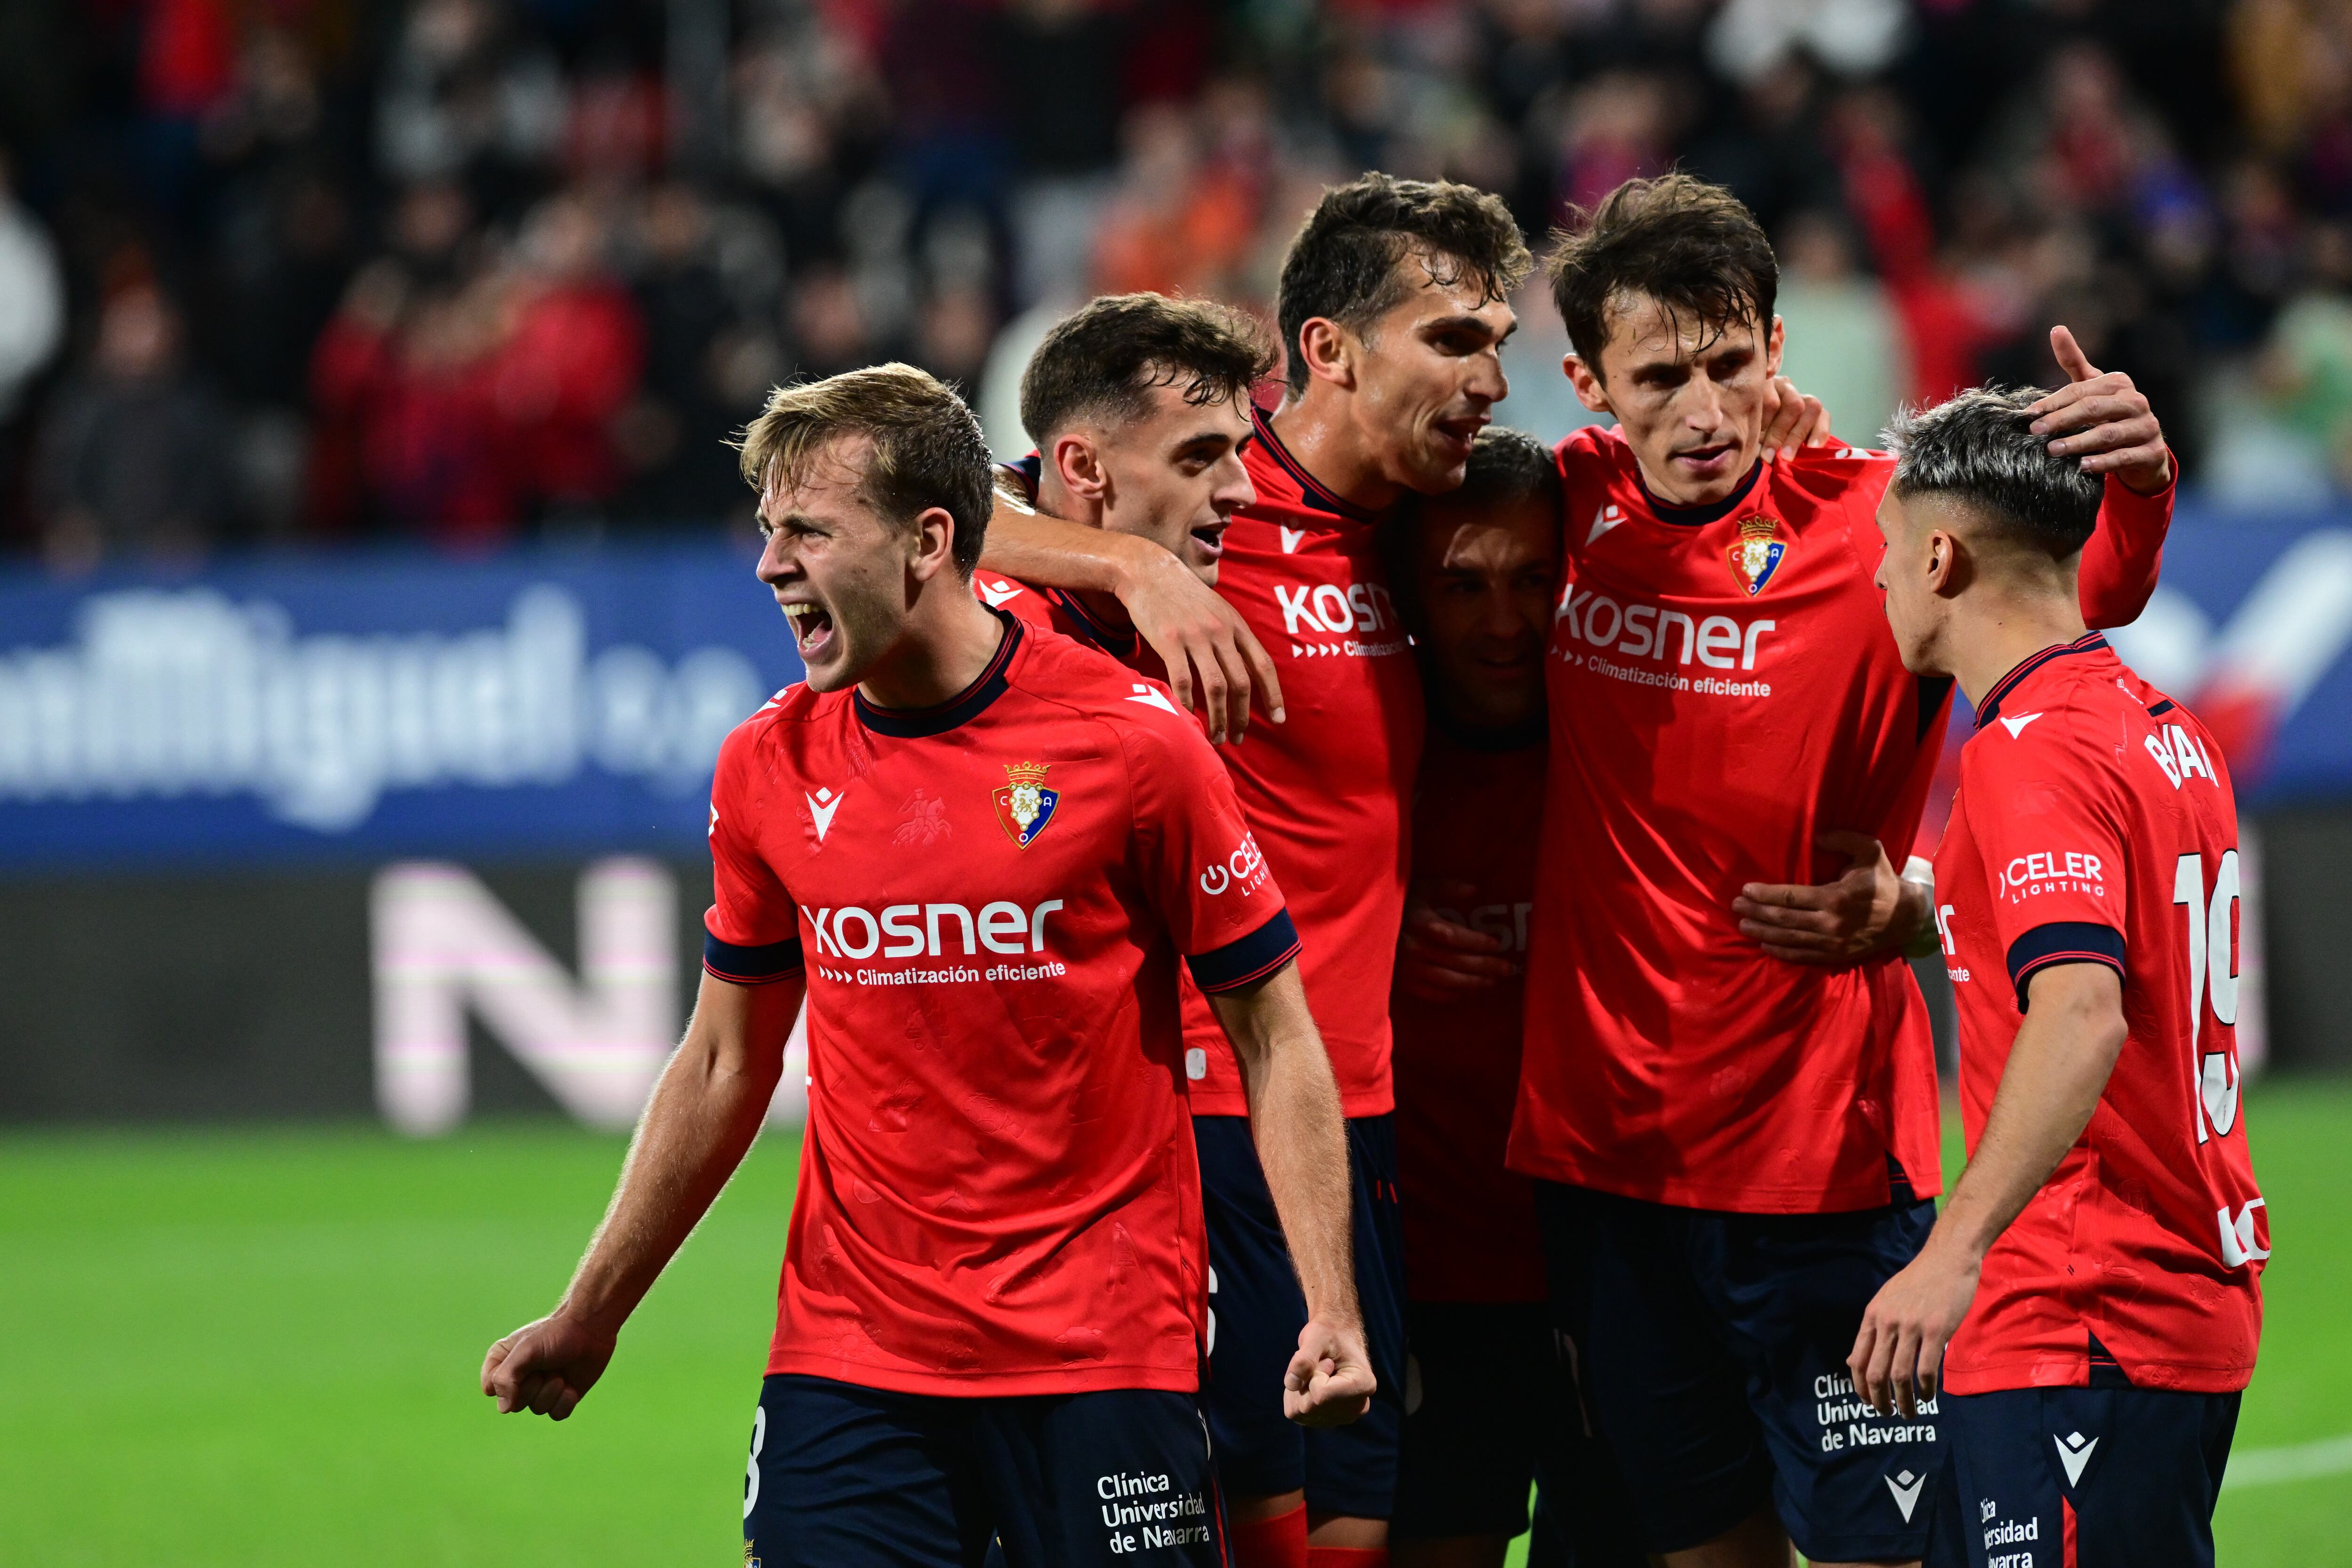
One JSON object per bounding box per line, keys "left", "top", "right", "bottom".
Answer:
{"left": 1127, "top": 683, "right": 1181, "bottom": 716}
{"left": 1280, "top": 526, "right": 1305, "bottom": 554}
{"left": 977, "top": 578, "right": 1025, "bottom": 608}
{"left": 807, "top": 787, "right": 844, "bottom": 842}
{"left": 1587, "top": 503, "right": 1625, "bottom": 545}
{"left": 1998, "top": 712, "right": 2042, "bottom": 737}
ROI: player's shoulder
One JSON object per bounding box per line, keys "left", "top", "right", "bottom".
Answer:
{"left": 1961, "top": 655, "right": 2152, "bottom": 787}
{"left": 715, "top": 680, "right": 836, "bottom": 781}
{"left": 972, "top": 570, "right": 1050, "bottom": 621}
{"left": 1773, "top": 443, "right": 1896, "bottom": 506}
{"left": 1010, "top": 633, "right": 1213, "bottom": 757}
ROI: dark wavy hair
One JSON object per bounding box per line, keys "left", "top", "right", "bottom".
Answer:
{"left": 1545, "top": 174, "right": 1779, "bottom": 374}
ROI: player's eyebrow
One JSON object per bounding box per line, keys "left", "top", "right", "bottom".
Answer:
{"left": 1423, "top": 312, "right": 1509, "bottom": 341}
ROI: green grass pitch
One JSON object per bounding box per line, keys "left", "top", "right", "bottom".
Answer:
{"left": 3, "top": 1082, "right": 2347, "bottom": 1566}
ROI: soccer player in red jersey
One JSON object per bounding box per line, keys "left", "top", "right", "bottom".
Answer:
{"left": 978, "top": 177, "right": 1531, "bottom": 1566}
{"left": 1505, "top": 176, "right": 2181, "bottom": 1568}
{"left": 478, "top": 365, "right": 1375, "bottom": 1567}
{"left": 1383, "top": 429, "right": 1645, "bottom": 1568}
{"left": 1851, "top": 387, "right": 2263, "bottom": 1568}
{"left": 974, "top": 294, "right": 1272, "bottom": 671}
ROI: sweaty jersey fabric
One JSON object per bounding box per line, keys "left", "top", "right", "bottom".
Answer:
{"left": 1933, "top": 634, "right": 2264, "bottom": 1394}
{"left": 1179, "top": 405, "right": 1425, "bottom": 1116}
{"left": 703, "top": 611, "right": 1299, "bottom": 1397}
{"left": 1391, "top": 727, "right": 1547, "bottom": 1304}
{"left": 1513, "top": 430, "right": 2173, "bottom": 1213}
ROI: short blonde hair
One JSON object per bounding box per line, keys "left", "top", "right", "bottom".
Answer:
{"left": 734, "top": 363, "right": 995, "bottom": 575}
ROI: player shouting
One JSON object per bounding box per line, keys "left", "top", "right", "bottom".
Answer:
{"left": 1854, "top": 388, "right": 2263, "bottom": 1568}
{"left": 479, "top": 365, "right": 1374, "bottom": 1567}
{"left": 974, "top": 293, "right": 1274, "bottom": 671}
{"left": 1507, "top": 175, "right": 2178, "bottom": 1568}
{"left": 1383, "top": 428, "right": 1646, "bottom": 1568}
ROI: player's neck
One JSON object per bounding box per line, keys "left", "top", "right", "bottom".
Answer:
{"left": 1270, "top": 389, "right": 1404, "bottom": 513}
{"left": 1032, "top": 473, "right": 1132, "bottom": 631}
{"left": 1947, "top": 588, "right": 2089, "bottom": 712}
{"left": 857, "top": 587, "right": 1008, "bottom": 713}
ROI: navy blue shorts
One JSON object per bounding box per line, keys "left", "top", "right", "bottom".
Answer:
{"left": 1192, "top": 1114, "right": 1406, "bottom": 1518}
{"left": 1925, "top": 1372, "right": 2240, "bottom": 1568}
{"left": 1535, "top": 1178, "right": 1943, "bottom": 1562}
{"left": 743, "top": 1373, "right": 1229, "bottom": 1567}
{"left": 1391, "top": 1299, "right": 1647, "bottom": 1566}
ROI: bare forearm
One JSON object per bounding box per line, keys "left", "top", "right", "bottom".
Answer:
{"left": 1931, "top": 976, "right": 2125, "bottom": 1264}
{"left": 978, "top": 502, "right": 1150, "bottom": 596}
{"left": 561, "top": 1016, "right": 785, "bottom": 1329}
{"left": 1211, "top": 972, "right": 1359, "bottom": 1327}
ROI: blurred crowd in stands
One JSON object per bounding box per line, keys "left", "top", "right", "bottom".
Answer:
{"left": 7, "top": 0, "right": 2352, "bottom": 569}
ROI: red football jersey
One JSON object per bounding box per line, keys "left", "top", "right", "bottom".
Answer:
{"left": 972, "top": 570, "right": 1155, "bottom": 675}
{"left": 1934, "top": 633, "right": 2264, "bottom": 1394}
{"left": 1179, "top": 406, "right": 1426, "bottom": 1117}
{"left": 1512, "top": 430, "right": 2173, "bottom": 1212}
{"left": 1391, "top": 729, "right": 1547, "bottom": 1304}
{"left": 703, "top": 611, "right": 1301, "bottom": 1397}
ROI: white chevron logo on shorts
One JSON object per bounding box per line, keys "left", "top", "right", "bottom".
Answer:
{"left": 2056, "top": 1430, "right": 2098, "bottom": 1487}
{"left": 1884, "top": 1469, "right": 1925, "bottom": 1522}
{"left": 806, "top": 787, "right": 844, "bottom": 842}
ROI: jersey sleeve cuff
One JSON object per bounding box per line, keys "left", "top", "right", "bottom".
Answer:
{"left": 2007, "top": 921, "right": 2125, "bottom": 1011}
{"left": 1185, "top": 908, "right": 1301, "bottom": 995}
{"left": 703, "top": 927, "right": 805, "bottom": 985}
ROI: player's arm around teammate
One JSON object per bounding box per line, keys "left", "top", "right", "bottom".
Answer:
{"left": 481, "top": 966, "right": 803, "bottom": 1419}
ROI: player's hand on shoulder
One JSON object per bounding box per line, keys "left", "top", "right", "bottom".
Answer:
{"left": 1759, "top": 373, "right": 1833, "bottom": 462}
{"left": 1397, "top": 878, "right": 1515, "bottom": 1000}
{"left": 1733, "top": 831, "right": 1926, "bottom": 965}
{"left": 1849, "top": 1240, "right": 1981, "bottom": 1420}
{"left": 2026, "top": 325, "right": 2173, "bottom": 495}
{"left": 481, "top": 1308, "right": 618, "bottom": 1421}
{"left": 1115, "top": 547, "right": 1284, "bottom": 746}
{"left": 1283, "top": 1317, "right": 1376, "bottom": 1428}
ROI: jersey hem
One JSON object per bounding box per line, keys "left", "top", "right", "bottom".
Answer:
{"left": 1187, "top": 1086, "right": 1396, "bottom": 1119}
{"left": 1507, "top": 1151, "right": 1943, "bottom": 1211}
{"left": 1943, "top": 1354, "right": 2255, "bottom": 1396}
{"left": 763, "top": 1351, "right": 1202, "bottom": 1399}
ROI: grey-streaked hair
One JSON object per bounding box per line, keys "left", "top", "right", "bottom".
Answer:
{"left": 1882, "top": 386, "right": 2102, "bottom": 559}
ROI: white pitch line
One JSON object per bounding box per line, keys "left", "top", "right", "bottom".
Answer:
{"left": 2224, "top": 1432, "right": 2352, "bottom": 1489}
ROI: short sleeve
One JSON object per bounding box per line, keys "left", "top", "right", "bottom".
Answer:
{"left": 703, "top": 728, "right": 804, "bottom": 985}
{"left": 1115, "top": 706, "right": 1300, "bottom": 994}
{"left": 1959, "top": 724, "right": 2129, "bottom": 1011}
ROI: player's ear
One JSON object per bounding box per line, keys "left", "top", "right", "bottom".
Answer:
{"left": 1296, "top": 317, "right": 1357, "bottom": 391}
{"left": 1054, "top": 432, "right": 1108, "bottom": 504}
{"left": 1565, "top": 353, "right": 1612, "bottom": 415}
{"left": 906, "top": 504, "right": 958, "bottom": 583}
{"left": 1764, "top": 314, "right": 1786, "bottom": 377}
{"left": 1925, "top": 528, "right": 1964, "bottom": 598}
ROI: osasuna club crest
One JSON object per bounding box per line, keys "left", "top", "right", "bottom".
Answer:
{"left": 1727, "top": 513, "right": 1791, "bottom": 597}
{"left": 992, "top": 760, "right": 1060, "bottom": 849}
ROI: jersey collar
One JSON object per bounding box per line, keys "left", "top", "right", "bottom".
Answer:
{"left": 1635, "top": 456, "right": 1765, "bottom": 528}
{"left": 1975, "top": 631, "right": 2109, "bottom": 731}
{"left": 1250, "top": 404, "right": 1385, "bottom": 524}
{"left": 854, "top": 608, "right": 1025, "bottom": 738}
{"left": 1041, "top": 584, "right": 1140, "bottom": 661}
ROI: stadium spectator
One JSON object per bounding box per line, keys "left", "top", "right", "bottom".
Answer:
{"left": 35, "top": 278, "right": 234, "bottom": 571}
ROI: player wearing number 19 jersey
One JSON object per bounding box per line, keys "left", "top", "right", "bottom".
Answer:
{"left": 1861, "top": 390, "right": 2261, "bottom": 1568}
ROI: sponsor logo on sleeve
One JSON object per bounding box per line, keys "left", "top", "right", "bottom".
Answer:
{"left": 1998, "top": 850, "right": 2107, "bottom": 903}
{"left": 1198, "top": 830, "right": 1270, "bottom": 898}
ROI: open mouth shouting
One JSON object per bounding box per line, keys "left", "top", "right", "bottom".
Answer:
{"left": 781, "top": 600, "right": 836, "bottom": 661}
{"left": 1189, "top": 517, "right": 1230, "bottom": 563}
{"left": 1670, "top": 439, "right": 1740, "bottom": 481}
